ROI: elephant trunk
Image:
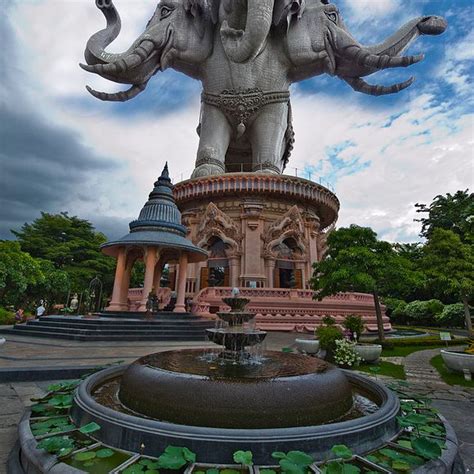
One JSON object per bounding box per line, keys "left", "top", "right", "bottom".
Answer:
{"left": 83, "top": 0, "right": 134, "bottom": 66}
{"left": 221, "top": 0, "right": 275, "bottom": 63}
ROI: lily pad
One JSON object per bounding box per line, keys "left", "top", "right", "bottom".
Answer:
{"left": 96, "top": 448, "right": 115, "bottom": 458}
{"left": 74, "top": 451, "right": 97, "bottom": 462}
{"left": 331, "top": 445, "right": 353, "bottom": 460}
{"left": 412, "top": 437, "right": 442, "bottom": 460}
{"left": 79, "top": 422, "right": 101, "bottom": 434}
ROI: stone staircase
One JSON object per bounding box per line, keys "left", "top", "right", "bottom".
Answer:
{"left": 0, "top": 313, "right": 214, "bottom": 342}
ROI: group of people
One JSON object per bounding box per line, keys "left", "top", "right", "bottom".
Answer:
{"left": 14, "top": 302, "right": 46, "bottom": 323}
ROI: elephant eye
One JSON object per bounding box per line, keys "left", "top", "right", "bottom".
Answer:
{"left": 160, "top": 5, "right": 173, "bottom": 19}
{"left": 325, "top": 11, "right": 338, "bottom": 23}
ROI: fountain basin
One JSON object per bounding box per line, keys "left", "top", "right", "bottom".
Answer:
{"left": 71, "top": 363, "right": 400, "bottom": 464}
{"left": 222, "top": 297, "right": 251, "bottom": 312}
{"left": 206, "top": 328, "right": 267, "bottom": 351}
{"left": 119, "top": 350, "right": 351, "bottom": 428}
{"left": 216, "top": 311, "right": 256, "bottom": 326}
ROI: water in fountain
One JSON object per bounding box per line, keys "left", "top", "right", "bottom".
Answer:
{"left": 205, "top": 293, "right": 267, "bottom": 363}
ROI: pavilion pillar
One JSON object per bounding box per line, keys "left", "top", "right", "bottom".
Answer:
{"left": 174, "top": 253, "right": 188, "bottom": 313}
{"left": 119, "top": 255, "right": 133, "bottom": 309}
{"left": 139, "top": 247, "right": 159, "bottom": 311}
{"left": 107, "top": 247, "right": 129, "bottom": 311}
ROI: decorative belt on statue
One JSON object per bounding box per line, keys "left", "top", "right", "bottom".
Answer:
{"left": 201, "top": 88, "right": 290, "bottom": 137}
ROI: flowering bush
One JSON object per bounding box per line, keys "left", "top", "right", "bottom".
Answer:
{"left": 333, "top": 339, "right": 361, "bottom": 368}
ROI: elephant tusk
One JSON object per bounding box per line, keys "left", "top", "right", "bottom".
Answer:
{"left": 81, "top": 40, "right": 156, "bottom": 76}
{"left": 85, "top": 82, "right": 148, "bottom": 102}
{"left": 343, "top": 76, "right": 415, "bottom": 96}
{"left": 342, "top": 46, "right": 424, "bottom": 70}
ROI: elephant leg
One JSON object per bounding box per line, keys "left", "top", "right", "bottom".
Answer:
{"left": 249, "top": 103, "right": 288, "bottom": 174}
{"left": 191, "top": 104, "right": 232, "bottom": 179}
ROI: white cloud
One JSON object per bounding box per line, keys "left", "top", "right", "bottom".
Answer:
{"left": 290, "top": 92, "right": 473, "bottom": 242}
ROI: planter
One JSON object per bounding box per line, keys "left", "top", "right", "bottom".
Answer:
{"left": 294, "top": 338, "right": 320, "bottom": 355}
{"left": 441, "top": 349, "right": 474, "bottom": 381}
{"left": 354, "top": 344, "right": 382, "bottom": 363}
{"left": 315, "top": 455, "right": 390, "bottom": 473}
{"left": 185, "top": 463, "right": 254, "bottom": 474}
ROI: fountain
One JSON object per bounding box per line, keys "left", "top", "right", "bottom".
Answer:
{"left": 69, "top": 290, "right": 400, "bottom": 462}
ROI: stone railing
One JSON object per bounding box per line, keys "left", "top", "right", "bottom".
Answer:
{"left": 192, "top": 287, "right": 390, "bottom": 333}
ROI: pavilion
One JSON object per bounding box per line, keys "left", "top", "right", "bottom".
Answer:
{"left": 101, "top": 164, "right": 207, "bottom": 313}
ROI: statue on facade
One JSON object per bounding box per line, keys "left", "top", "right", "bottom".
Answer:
{"left": 81, "top": 0, "right": 446, "bottom": 177}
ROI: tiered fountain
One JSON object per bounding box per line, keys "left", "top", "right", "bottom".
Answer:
{"left": 70, "top": 291, "right": 400, "bottom": 462}
{"left": 205, "top": 290, "right": 267, "bottom": 361}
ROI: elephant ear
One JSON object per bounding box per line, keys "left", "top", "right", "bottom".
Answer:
{"left": 184, "top": 0, "right": 219, "bottom": 38}
{"left": 273, "top": 0, "right": 306, "bottom": 27}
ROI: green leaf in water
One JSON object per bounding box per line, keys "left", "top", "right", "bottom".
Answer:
{"left": 157, "top": 446, "right": 196, "bottom": 470}
{"left": 259, "top": 470, "right": 277, "bottom": 474}
{"left": 412, "top": 437, "right": 442, "bottom": 460}
{"left": 205, "top": 469, "right": 219, "bottom": 474}
{"left": 331, "top": 444, "right": 353, "bottom": 460}
{"left": 96, "top": 448, "right": 115, "bottom": 458}
{"left": 397, "top": 440, "right": 412, "bottom": 449}
{"left": 79, "top": 422, "right": 101, "bottom": 434}
{"left": 37, "top": 436, "right": 75, "bottom": 454}
{"left": 233, "top": 450, "right": 253, "bottom": 466}
{"left": 220, "top": 469, "right": 240, "bottom": 474}
{"left": 272, "top": 452, "right": 286, "bottom": 460}
{"left": 74, "top": 451, "right": 97, "bottom": 462}
{"left": 123, "top": 465, "right": 145, "bottom": 474}
{"left": 391, "top": 460, "right": 411, "bottom": 471}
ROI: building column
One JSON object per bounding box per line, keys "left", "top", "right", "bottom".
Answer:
{"left": 107, "top": 247, "right": 128, "bottom": 311}
{"left": 139, "top": 247, "right": 159, "bottom": 311}
{"left": 265, "top": 258, "right": 276, "bottom": 288}
{"left": 228, "top": 256, "right": 240, "bottom": 288}
{"left": 174, "top": 253, "right": 188, "bottom": 313}
{"left": 119, "top": 255, "right": 133, "bottom": 309}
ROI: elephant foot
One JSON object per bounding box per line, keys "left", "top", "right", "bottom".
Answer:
{"left": 191, "top": 163, "right": 225, "bottom": 179}
{"left": 252, "top": 162, "right": 281, "bottom": 175}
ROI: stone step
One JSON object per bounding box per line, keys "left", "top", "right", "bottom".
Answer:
{"left": 26, "top": 320, "right": 212, "bottom": 330}
{"left": 0, "top": 327, "right": 209, "bottom": 342}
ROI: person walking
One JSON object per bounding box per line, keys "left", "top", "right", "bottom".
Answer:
{"left": 15, "top": 308, "right": 24, "bottom": 324}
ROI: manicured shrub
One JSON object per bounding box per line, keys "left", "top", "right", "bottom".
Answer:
{"left": 316, "top": 325, "right": 343, "bottom": 354}
{"left": 343, "top": 314, "right": 364, "bottom": 341}
{"left": 333, "top": 339, "right": 361, "bottom": 368}
{"left": 405, "top": 300, "right": 444, "bottom": 326}
{"left": 0, "top": 307, "right": 16, "bottom": 325}
{"left": 435, "top": 303, "right": 470, "bottom": 328}
{"left": 322, "top": 315, "right": 336, "bottom": 326}
{"left": 382, "top": 297, "right": 409, "bottom": 325}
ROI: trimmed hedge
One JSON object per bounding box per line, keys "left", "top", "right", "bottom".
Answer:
{"left": 378, "top": 336, "right": 469, "bottom": 349}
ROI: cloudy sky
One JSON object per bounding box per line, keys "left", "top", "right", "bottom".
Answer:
{"left": 1, "top": 0, "right": 472, "bottom": 242}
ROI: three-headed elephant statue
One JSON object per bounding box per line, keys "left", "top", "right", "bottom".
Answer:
{"left": 81, "top": 0, "right": 447, "bottom": 177}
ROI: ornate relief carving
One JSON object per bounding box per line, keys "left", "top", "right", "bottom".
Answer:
{"left": 196, "top": 202, "right": 242, "bottom": 256}
{"left": 263, "top": 205, "right": 307, "bottom": 259}
{"left": 317, "top": 223, "right": 335, "bottom": 259}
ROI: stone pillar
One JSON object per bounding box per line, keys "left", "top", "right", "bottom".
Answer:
{"left": 107, "top": 247, "right": 129, "bottom": 311}
{"left": 228, "top": 256, "right": 240, "bottom": 288}
{"left": 139, "top": 247, "right": 159, "bottom": 311}
{"left": 265, "top": 258, "right": 276, "bottom": 288}
{"left": 119, "top": 254, "right": 133, "bottom": 309}
{"left": 174, "top": 253, "right": 188, "bottom": 313}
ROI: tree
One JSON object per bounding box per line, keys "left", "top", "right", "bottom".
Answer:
{"left": 0, "top": 242, "right": 69, "bottom": 309}
{"left": 415, "top": 190, "right": 474, "bottom": 244}
{"left": 311, "top": 225, "right": 423, "bottom": 340}
{"left": 12, "top": 212, "right": 115, "bottom": 293}
{"left": 0, "top": 241, "right": 44, "bottom": 307}
{"left": 422, "top": 229, "right": 473, "bottom": 336}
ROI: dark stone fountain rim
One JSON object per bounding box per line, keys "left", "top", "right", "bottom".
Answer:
{"left": 72, "top": 364, "right": 399, "bottom": 440}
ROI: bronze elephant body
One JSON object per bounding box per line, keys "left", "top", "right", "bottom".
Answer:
{"left": 81, "top": 0, "right": 447, "bottom": 177}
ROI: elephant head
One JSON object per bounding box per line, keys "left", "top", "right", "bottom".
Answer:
{"left": 81, "top": 0, "right": 217, "bottom": 101}
{"left": 220, "top": 0, "right": 276, "bottom": 63}
{"left": 285, "top": 1, "right": 447, "bottom": 95}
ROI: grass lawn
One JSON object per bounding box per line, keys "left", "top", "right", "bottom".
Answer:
{"left": 357, "top": 361, "right": 406, "bottom": 380}
{"left": 430, "top": 354, "right": 474, "bottom": 388}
